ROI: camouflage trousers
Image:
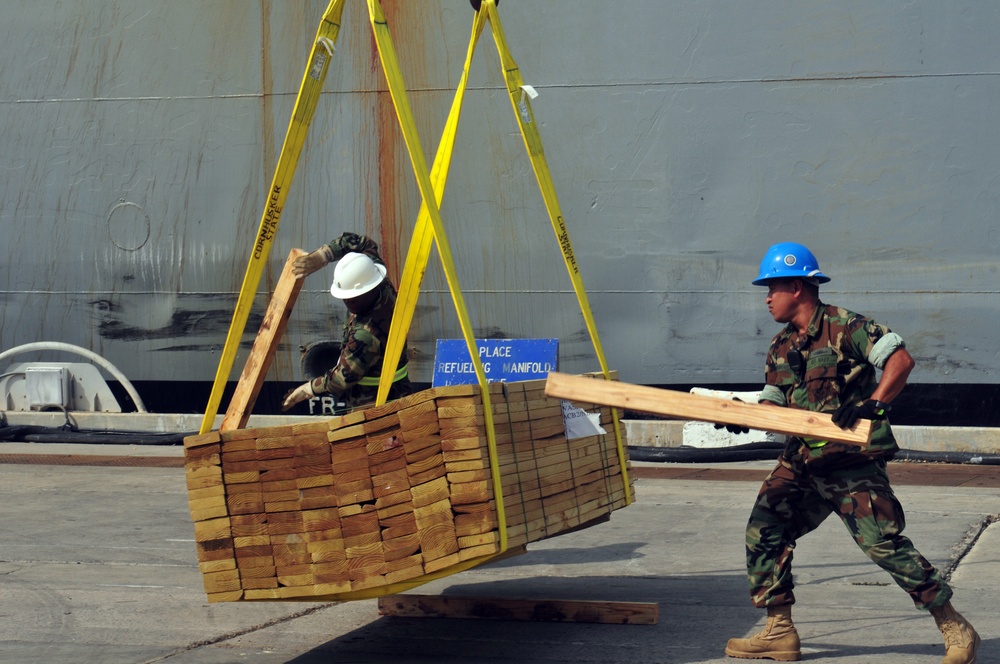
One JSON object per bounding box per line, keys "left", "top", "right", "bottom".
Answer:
{"left": 744, "top": 454, "right": 952, "bottom": 610}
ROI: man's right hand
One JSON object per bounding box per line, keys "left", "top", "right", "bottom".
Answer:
{"left": 292, "top": 246, "right": 333, "bottom": 278}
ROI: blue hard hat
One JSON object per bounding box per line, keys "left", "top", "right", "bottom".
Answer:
{"left": 752, "top": 242, "right": 831, "bottom": 286}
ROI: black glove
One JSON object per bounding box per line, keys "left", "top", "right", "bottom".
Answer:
{"left": 714, "top": 422, "right": 750, "bottom": 434}
{"left": 713, "top": 397, "right": 749, "bottom": 434}
{"left": 831, "top": 399, "right": 889, "bottom": 429}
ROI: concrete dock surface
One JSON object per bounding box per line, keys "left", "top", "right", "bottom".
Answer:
{"left": 1, "top": 442, "right": 997, "bottom": 664}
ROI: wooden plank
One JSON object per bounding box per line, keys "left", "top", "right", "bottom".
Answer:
{"left": 377, "top": 595, "right": 658, "bottom": 625}
{"left": 220, "top": 248, "right": 306, "bottom": 432}
{"left": 220, "top": 429, "right": 260, "bottom": 444}
{"left": 544, "top": 371, "right": 871, "bottom": 446}
{"left": 184, "top": 431, "right": 222, "bottom": 450}
{"left": 329, "top": 424, "right": 367, "bottom": 443}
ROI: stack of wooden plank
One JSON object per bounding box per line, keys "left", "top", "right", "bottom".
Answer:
{"left": 183, "top": 375, "right": 632, "bottom": 602}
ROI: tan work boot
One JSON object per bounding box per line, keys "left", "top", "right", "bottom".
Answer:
{"left": 931, "top": 601, "right": 980, "bottom": 664}
{"left": 725, "top": 605, "right": 801, "bottom": 661}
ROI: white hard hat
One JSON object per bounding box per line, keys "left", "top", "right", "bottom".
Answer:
{"left": 329, "top": 252, "right": 387, "bottom": 299}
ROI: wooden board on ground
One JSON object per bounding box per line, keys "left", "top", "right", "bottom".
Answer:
{"left": 377, "top": 594, "right": 658, "bottom": 625}
{"left": 544, "top": 371, "right": 872, "bottom": 447}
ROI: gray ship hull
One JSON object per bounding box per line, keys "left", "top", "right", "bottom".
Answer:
{"left": 2, "top": 1, "right": 998, "bottom": 420}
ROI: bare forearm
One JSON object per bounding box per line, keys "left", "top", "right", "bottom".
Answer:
{"left": 870, "top": 348, "right": 915, "bottom": 404}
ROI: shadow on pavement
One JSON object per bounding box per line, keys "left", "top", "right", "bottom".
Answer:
{"left": 284, "top": 573, "right": 753, "bottom": 664}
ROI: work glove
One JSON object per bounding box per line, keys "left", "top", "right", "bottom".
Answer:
{"left": 831, "top": 399, "right": 889, "bottom": 429}
{"left": 714, "top": 423, "right": 750, "bottom": 434}
{"left": 281, "top": 381, "right": 317, "bottom": 412}
{"left": 713, "top": 397, "right": 749, "bottom": 434}
{"left": 292, "top": 245, "right": 335, "bottom": 278}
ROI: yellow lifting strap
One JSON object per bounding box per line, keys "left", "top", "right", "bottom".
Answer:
{"left": 374, "top": 0, "right": 632, "bottom": 506}
{"left": 365, "top": 0, "right": 510, "bottom": 563}
{"left": 201, "top": 0, "right": 631, "bottom": 581}
{"left": 483, "top": 0, "right": 632, "bottom": 505}
{"left": 374, "top": 7, "right": 487, "bottom": 411}
{"left": 198, "top": 1, "right": 346, "bottom": 435}
{"left": 195, "top": 0, "right": 631, "bottom": 599}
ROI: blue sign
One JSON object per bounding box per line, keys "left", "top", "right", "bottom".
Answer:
{"left": 432, "top": 338, "right": 558, "bottom": 387}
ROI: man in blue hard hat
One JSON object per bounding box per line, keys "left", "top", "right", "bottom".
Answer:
{"left": 725, "top": 242, "right": 979, "bottom": 663}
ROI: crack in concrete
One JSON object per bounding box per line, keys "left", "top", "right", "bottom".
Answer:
{"left": 942, "top": 514, "right": 999, "bottom": 581}
{"left": 137, "top": 603, "right": 336, "bottom": 663}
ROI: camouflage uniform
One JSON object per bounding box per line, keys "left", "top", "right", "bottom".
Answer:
{"left": 744, "top": 302, "right": 951, "bottom": 610}
{"left": 309, "top": 233, "right": 412, "bottom": 408}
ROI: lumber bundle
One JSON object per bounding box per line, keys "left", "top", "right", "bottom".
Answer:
{"left": 183, "top": 375, "right": 632, "bottom": 602}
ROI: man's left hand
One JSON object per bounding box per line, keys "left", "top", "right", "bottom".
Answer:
{"left": 714, "top": 423, "right": 750, "bottom": 434}
{"left": 282, "top": 381, "right": 316, "bottom": 412}
{"left": 831, "top": 399, "right": 888, "bottom": 429}
{"left": 712, "top": 397, "right": 749, "bottom": 434}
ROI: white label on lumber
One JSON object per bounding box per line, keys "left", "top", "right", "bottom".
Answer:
{"left": 561, "top": 401, "right": 606, "bottom": 440}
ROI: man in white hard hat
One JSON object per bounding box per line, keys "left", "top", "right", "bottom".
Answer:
{"left": 281, "top": 232, "right": 412, "bottom": 412}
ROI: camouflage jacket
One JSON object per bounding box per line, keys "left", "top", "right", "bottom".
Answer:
{"left": 310, "top": 233, "right": 411, "bottom": 407}
{"left": 760, "top": 302, "right": 900, "bottom": 464}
